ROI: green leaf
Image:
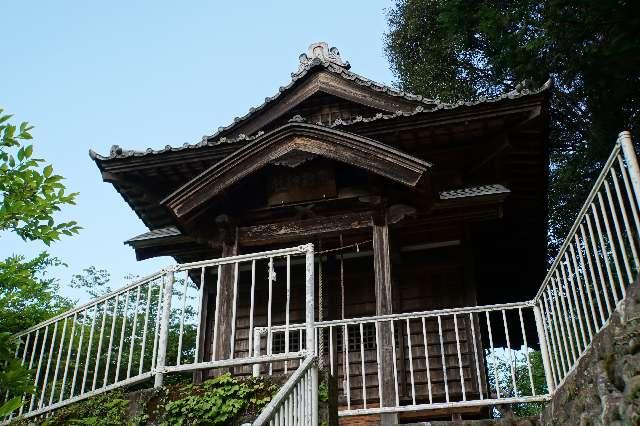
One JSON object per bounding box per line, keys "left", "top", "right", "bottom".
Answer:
{"left": 0, "top": 396, "right": 23, "bottom": 417}
{"left": 43, "top": 164, "right": 53, "bottom": 178}
{"left": 0, "top": 114, "right": 13, "bottom": 125}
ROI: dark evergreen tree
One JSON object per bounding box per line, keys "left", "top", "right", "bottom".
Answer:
{"left": 385, "top": 0, "right": 640, "bottom": 252}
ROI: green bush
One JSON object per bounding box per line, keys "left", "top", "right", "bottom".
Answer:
{"left": 158, "top": 374, "right": 278, "bottom": 425}
{"left": 11, "top": 374, "right": 278, "bottom": 426}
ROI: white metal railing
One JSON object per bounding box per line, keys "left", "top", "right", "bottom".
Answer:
{"left": 533, "top": 131, "right": 640, "bottom": 391}
{"left": 3, "top": 132, "right": 639, "bottom": 423}
{"left": 256, "top": 301, "right": 551, "bottom": 417}
{"left": 4, "top": 269, "right": 166, "bottom": 422}
{"left": 3, "top": 244, "right": 317, "bottom": 423}
{"left": 250, "top": 355, "right": 319, "bottom": 426}
{"left": 250, "top": 131, "right": 640, "bottom": 419}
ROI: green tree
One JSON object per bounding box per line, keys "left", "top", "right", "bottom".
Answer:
{"left": 0, "top": 108, "right": 80, "bottom": 415}
{"left": 384, "top": 0, "right": 640, "bottom": 251}
{"left": 0, "top": 253, "right": 71, "bottom": 334}
{"left": 0, "top": 333, "right": 34, "bottom": 416}
{"left": 486, "top": 349, "right": 547, "bottom": 417}
{"left": 0, "top": 109, "right": 80, "bottom": 243}
{"left": 70, "top": 266, "right": 113, "bottom": 299}
{"left": 0, "top": 108, "right": 79, "bottom": 333}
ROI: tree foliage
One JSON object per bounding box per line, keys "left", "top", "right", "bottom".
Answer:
{"left": 486, "top": 349, "right": 547, "bottom": 417}
{"left": 0, "top": 108, "right": 80, "bottom": 415}
{"left": 70, "top": 266, "right": 113, "bottom": 299}
{"left": 0, "top": 108, "right": 80, "bottom": 244}
{"left": 0, "top": 253, "right": 72, "bottom": 334}
{"left": 0, "top": 333, "right": 34, "bottom": 417}
{"left": 384, "top": 0, "right": 640, "bottom": 249}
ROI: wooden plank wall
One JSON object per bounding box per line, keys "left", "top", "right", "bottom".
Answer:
{"left": 199, "top": 244, "right": 486, "bottom": 407}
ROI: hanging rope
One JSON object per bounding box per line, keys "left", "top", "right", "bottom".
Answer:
{"left": 339, "top": 233, "right": 347, "bottom": 396}
{"left": 315, "top": 236, "right": 370, "bottom": 372}
{"left": 317, "top": 239, "right": 325, "bottom": 369}
{"left": 315, "top": 239, "right": 372, "bottom": 255}
{"left": 339, "top": 234, "right": 345, "bottom": 320}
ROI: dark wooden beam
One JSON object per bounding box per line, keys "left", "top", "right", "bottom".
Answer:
{"left": 239, "top": 211, "right": 373, "bottom": 245}
{"left": 237, "top": 206, "right": 417, "bottom": 246}
{"left": 212, "top": 227, "right": 239, "bottom": 364}
{"left": 372, "top": 213, "right": 398, "bottom": 425}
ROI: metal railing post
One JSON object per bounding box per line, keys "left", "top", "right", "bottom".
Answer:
{"left": 533, "top": 303, "right": 555, "bottom": 394}
{"left": 619, "top": 131, "right": 640, "bottom": 209}
{"left": 304, "top": 243, "right": 318, "bottom": 426}
{"left": 252, "top": 329, "right": 262, "bottom": 377}
{"left": 154, "top": 269, "right": 174, "bottom": 388}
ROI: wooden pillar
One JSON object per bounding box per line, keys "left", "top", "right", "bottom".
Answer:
{"left": 213, "top": 232, "right": 238, "bottom": 361}
{"left": 372, "top": 214, "right": 398, "bottom": 425}
{"left": 194, "top": 274, "right": 210, "bottom": 383}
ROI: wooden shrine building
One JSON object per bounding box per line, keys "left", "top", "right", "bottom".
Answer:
{"left": 91, "top": 42, "right": 550, "bottom": 420}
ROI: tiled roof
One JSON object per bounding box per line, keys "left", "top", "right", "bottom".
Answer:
{"left": 439, "top": 184, "right": 511, "bottom": 200}
{"left": 124, "top": 226, "right": 182, "bottom": 244}
{"left": 89, "top": 59, "right": 434, "bottom": 162}
{"left": 330, "top": 79, "right": 551, "bottom": 129}
{"left": 89, "top": 41, "right": 551, "bottom": 163}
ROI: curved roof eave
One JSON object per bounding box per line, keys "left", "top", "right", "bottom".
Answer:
{"left": 161, "top": 121, "right": 432, "bottom": 220}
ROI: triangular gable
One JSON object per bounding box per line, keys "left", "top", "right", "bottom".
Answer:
{"left": 162, "top": 122, "right": 432, "bottom": 221}
{"left": 204, "top": 42, "right": 436, "bottom": 142}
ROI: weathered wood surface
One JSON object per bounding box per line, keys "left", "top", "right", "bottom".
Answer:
{"left": 161, "top": 125, "right": 431, "bottom": 221}
{"left": 212, "top": 237, "right": 238, "bottom": 362}
{"left": 372, "top": 216, "right": 397, "bottom": 425}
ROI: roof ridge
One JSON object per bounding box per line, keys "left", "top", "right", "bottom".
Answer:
{"left": 198, "top": 62, "right": 435, "bottom": 144}
{"left": 328, "top": 79, "right": 552, "bottom": 128}
{"left": 88, "top": 49, "right": 551, "bottom": 163}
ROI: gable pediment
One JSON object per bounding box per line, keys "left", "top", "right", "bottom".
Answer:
{"left": 162, "top": 122, "right": 432, "bottom": 222}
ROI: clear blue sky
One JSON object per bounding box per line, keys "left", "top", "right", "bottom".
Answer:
{"left": 1, "top": 1, "right": 397, "bottom": 302}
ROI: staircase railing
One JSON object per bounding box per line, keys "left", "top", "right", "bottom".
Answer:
{"left": 532, "top": 131, "right": 640, "bottom": 391}
{"left": 3, "top": 244, "right": 317, "bottom": 423}
{"left": 249, "top": 355, "right": 318, "bottom": 426}
{"left": 255, "top": 301, "right": 551, "bottom": 417}
{"left": 3, "top": 132, "right": 639, "bottom": 424}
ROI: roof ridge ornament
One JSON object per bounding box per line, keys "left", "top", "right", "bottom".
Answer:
{"left": 294, "top": 42, "right": 350, "bottom": 77}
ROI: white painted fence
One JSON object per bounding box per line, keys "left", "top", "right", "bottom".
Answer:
{"left": 533, "top": 131, "right": 640, "bottom": 391}
{"left": 256, "top": 301, "right": 550, "bottom": 417}
{"left": 3, "top": 131, "right": 639, "bottom": 424}
{"left": 3, "top": 244, "right": 317, "bottom": 424}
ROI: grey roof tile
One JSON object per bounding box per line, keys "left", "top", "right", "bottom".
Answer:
{"left": 125, "top": 226, "right": 182, "bottom": 244}
{"left": 439, "top": 184, "right": 511, "bottom": 200}
{"left": 89, "top": 42, "right": 550, "bottom": 162}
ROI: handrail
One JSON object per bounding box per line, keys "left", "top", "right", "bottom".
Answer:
{"left": 4, "top": 132, "right": 639, "bottom": 424}
{"left": 13, "top": 269, "right": 166, "bottom": 338}
{"left": 251, "top": 355, "right": 318, "bottom": 426}
{"left": 257, "top": 300, "right": 533, "bottom": 333}
{"left": 534, "top": 143, "right": 622, "bottom": 302}
{"left": 534, "top": 131, "right": 640, "bottom": 302}
{"left": 531, "top": 131, "right": 640, "bottom": 392}
{"left": 175, "top": 244, "right": 311, "bottom": 271}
